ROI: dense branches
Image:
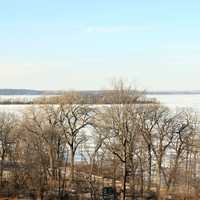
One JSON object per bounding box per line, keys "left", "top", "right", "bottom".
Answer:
{"left": 0, "top": 88, "right": 199, "bottom": 200}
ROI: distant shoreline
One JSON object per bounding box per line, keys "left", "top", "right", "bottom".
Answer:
{"left": 0, "top": 91, "right": 199, "bottom": 105}
{"left": 0, "top": 89, "right": 200, "bottom": 96}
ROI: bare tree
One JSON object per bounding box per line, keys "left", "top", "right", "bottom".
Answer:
{"left": 0, "top": 112, "right": 17, "bottom": 186}
{"left": 22, "top": 105, "right": 65, "bottom": 191}
{"left": 97, "top": 81, "right": 143, "bottom": 200}
{"left": 57, "top": 93, "right": 95, "bottom": 183}
{"left": 166, "top": 111, "right": 195, "bottom": 193}
{"left": 138, "top": 104, "right": 180, "bottom": 199}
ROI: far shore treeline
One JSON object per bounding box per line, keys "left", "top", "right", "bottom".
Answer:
{"left": 0, "top": 89, "right": 200, "bottom": 105}
{"left": 0, "top": 89, "right": 156, "bottom": 105}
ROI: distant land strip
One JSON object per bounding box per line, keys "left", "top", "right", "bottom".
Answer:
{"left": 0, "top": 89, "right": 199, "bottom": 105}
{"left": 0, "top": 89, "right": 200, "bottom": 95}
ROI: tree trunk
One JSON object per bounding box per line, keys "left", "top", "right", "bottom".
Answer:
{"left": 167, "top": 154, "right": 180, "bottom": 193}
{"left": 122, "top": 162, "right": 127, "bottom": 200}
{"left": 140, "top": 166, "right": 144, "bottom": 198}
{"left": 70, "top": 148, "right": 75, "bottom": 182}
{"left": 157, "top": 160, "right": 162, "bottom": 200}
{"left": 147, "top": 144, "right": 152, "bottom": 191}
{"left": 0, "top": 151, "right": 5, "bottom": 186}
{"left": 49, "top": 146, "right": 54, "bottom": 189}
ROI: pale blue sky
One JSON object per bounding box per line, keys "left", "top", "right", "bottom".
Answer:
{"left": 0, "top": 0, "right": 200, "bottom": 90}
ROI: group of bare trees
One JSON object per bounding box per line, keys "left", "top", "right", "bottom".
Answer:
{"left": 0, "top": 83, "right": 199, "bottom": 199}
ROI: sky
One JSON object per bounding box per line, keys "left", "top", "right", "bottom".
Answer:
{"left": 0, "top": 0, "right": 200, "bottom": 91}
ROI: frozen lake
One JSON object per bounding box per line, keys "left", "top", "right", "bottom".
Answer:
{"left": 148, "top": 94, "right": 200, "bottom": 110}
{"left": 0, "top": 94, "right": 200, "bottom": 114}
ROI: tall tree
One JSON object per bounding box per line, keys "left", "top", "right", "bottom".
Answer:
{"left": 57, "top": 93, "right": 95, "bottom": 182}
